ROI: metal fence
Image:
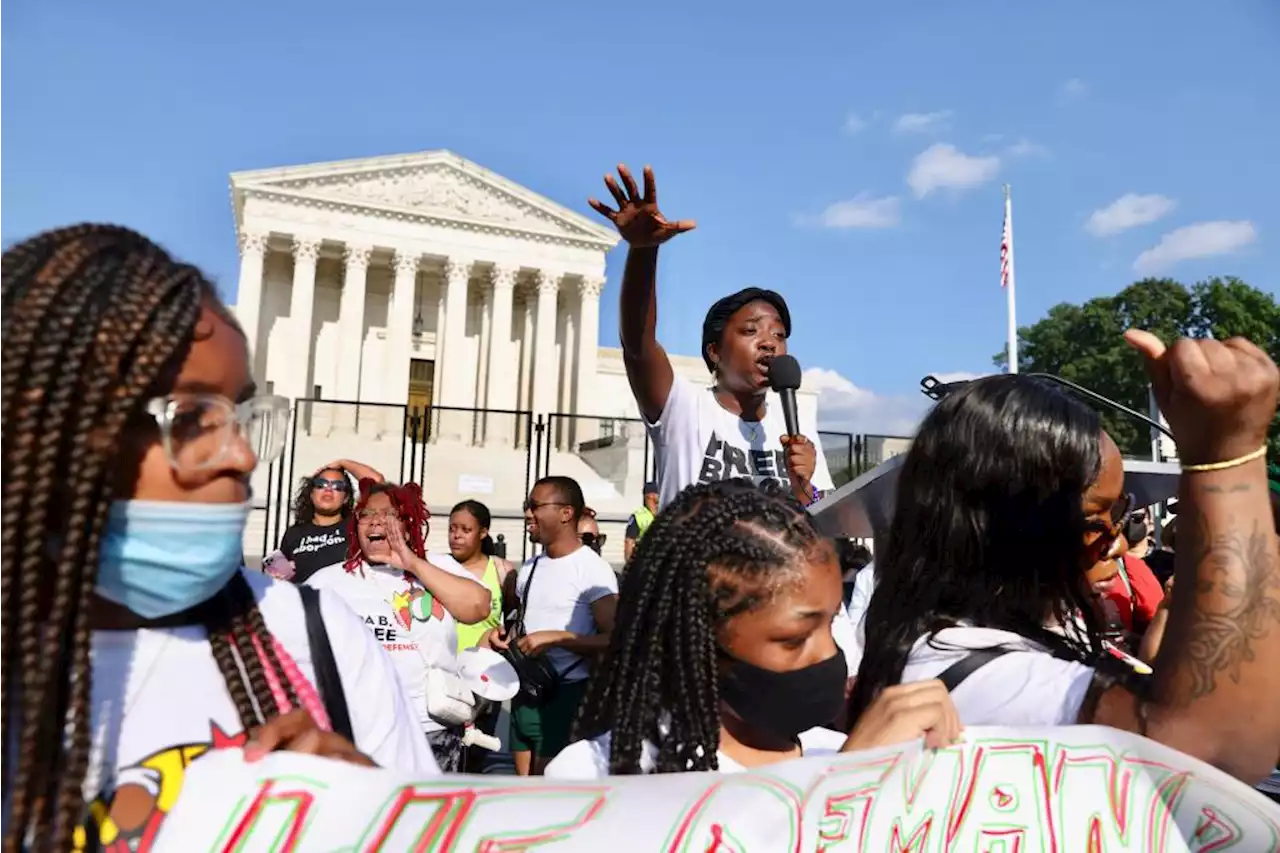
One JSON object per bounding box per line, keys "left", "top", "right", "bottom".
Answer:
{"left": 248, "top": 398, "right": 912, "bottom": 569}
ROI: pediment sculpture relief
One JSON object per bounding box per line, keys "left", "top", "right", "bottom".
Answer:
{"left": 290, "top": 166, "right": 580, "bottom": 233}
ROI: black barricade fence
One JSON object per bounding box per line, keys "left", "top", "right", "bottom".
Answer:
{"left": 244, "top": 396, "right": 912, "bottom": 571}
{"left": 818, "top": 430, "right": 856, "bottom": 487}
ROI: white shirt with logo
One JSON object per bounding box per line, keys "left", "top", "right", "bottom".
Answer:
{"left": 546, "top": 725, "right": 847, "bottom": 779}
{"left": 72, "top": 571, "right": 436, "bottom": 851}
{"left": 307, "top": 552, "right": 484, "bottom": 732}
{"left": 515, "top": 546, "right": 618, "bottom": 682}
{"left": 647, "top": 376, "right": 834, "bottom": 509}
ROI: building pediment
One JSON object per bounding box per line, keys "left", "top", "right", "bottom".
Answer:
{"left": 231, "top": 150, "right": 619, "bottom": 248}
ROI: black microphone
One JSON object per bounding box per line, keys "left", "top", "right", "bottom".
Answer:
{"left": 767, "top": 354, "right": 803, "bottom": 437}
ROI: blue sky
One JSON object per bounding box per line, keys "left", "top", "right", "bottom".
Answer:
{"left": 5, "top": 0, "right": 1278, "bottom": 434}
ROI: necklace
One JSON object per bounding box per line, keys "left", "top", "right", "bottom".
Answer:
{"left": 743, "top": 420, "right": 763, "bottom": 442}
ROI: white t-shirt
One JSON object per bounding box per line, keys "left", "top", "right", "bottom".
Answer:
{"left": 831, "top": 603, "right": 860, "bottom": 679}
{"left": 77, "top": 571, "right": 436, "bottom": 850}
{"left": 546, "top": 725, "right": 847, "bottom": 779}
{"left": 647, "top": 375, "right": 835, "bottom": 509}
{"left": 307, "top": 552, "right": 485, "bottom": 732}
{"left": 516, "top": 546, "right": 619, "bottom": 682}
{"left": 842, "top": 566, "right": 877, "bottom": 675}
{"left": 900, "top": 626, "right": 1096, "bottom": 725}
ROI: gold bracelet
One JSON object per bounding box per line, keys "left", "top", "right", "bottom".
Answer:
{"left": 1180, "top": 445, "right": 1267, "bottom": 473}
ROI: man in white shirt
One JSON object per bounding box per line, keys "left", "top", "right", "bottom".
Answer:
{"left": 587, "top": 165, "right": 833, "bottom": 511}
{"left": 490, "top": 476, "right": 619, "bottom": 776}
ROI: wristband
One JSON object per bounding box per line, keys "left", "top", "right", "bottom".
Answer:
{"left": 1180, "top": 445, "right": 1267, "bottom": 473}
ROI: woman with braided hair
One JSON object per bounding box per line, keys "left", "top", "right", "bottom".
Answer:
{"left": 545, "top": 478, "right": 961, "bottom": 778}
{"left": 305, "top": 480, "right": 492, "bottom": 771}
{"left": 1, "top": 225, "right": 436, "bottom": 852}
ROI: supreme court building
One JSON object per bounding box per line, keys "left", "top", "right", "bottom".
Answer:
{"left": 230, "top": 149, "right": 822, "bottom": 560}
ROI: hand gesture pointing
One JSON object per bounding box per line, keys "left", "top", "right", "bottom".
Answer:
{"left": 589, "top": 165, "right": 696, "bottom": 248}
{"left": 1124, "top": 330, "right": 1278, "bottom": 465}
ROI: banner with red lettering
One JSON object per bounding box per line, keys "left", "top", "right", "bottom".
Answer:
{"left": 153, "top": 726, "right": 1280, "bottom": 851}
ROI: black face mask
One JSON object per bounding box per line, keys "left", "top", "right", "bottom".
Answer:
{"left": 1124, "top": 517, "right": 1148, "bottom": 547}
{"left": 718, "top": 648, "right": 848, "bottom": 741}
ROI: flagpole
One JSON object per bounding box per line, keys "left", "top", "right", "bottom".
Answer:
{"left": 1003, "top": 184, "right": 1019, "bottom": 374}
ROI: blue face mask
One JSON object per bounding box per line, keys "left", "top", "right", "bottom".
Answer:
{"left": 96, "top": 500, "right": 250, "bottom": 619}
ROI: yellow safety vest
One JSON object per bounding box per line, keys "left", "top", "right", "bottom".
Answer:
{"left": 633, "top": 506, "right": 655, "bottom": 540}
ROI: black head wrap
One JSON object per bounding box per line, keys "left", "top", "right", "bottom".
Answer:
{"left": 700, "top": 287, "right": 792, "bottom": 372}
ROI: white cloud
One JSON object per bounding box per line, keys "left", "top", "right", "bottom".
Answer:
{"left": 843, "top": 112, "right": 869, "bottom": 135}
{"left": 797, "top": 193, "right": 901, "bottom": 229}
{"left": 1085, "top": 193, "right": 1176, "bottom": 236}
{"left": 907, "top": 143, "right": 1001, "bottom": 198}
{"left": 805, "top": 368, "right": 927, "bottom": 435}
{"left": 893, "top": 109, "right": 953, "bottom": 134}
{"left": 807, "top": 368, "right": 985, "bottom": 435}
{"left": 1060, "top": 78, "right": 1088, "bottom": 99}
{"left": 1006, "top": 138, "right": 1049, "bottom": 158}
{"left": 1133, "top": 221, "right": 1258, "bottom": 273}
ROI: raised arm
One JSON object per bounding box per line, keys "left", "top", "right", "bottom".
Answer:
{"left": 1088, "top": 331, "right": 1280, "bottom": 783}
{"left": 325, "top": 459, "right": 385, "bottom": 484}
{"left": 386, "top": 518, "right": 491, "bottom": 623}
{"left": 588, "top": 165, "right": 695, "bottom": 423}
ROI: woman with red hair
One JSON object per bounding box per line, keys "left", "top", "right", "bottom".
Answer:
{"left": 306, "top": 480, "right": 491, "bottom": 770}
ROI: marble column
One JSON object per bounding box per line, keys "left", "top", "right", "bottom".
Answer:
{"left": 517, "top": 289, "right": 535, "bottom": 415}
{"left": 531, "top": 270, "right": 561, "bottom": 418}
{"left": 485, "top": 265, "right": 518, "bottom": 446}
{"left": 235, "top": 230, "right": 269, "bottom": 379}
{"left": 335, "top": 244, "right": 371, "bottom": 431}
{"left": 557, "top": 300, "right": 577, "bottom": 449}
{"left": 387, "top": 249, "right": 419, "bottom": 438}
{"left": 436, "top": 258, "right": 473, "bottom": 441}
{"left": 388, "top": 250, "right": 419, "bottom": 407}
{"left": 575, "top": 276, "right": 605, "bottom": 446}
{"left": 286, "top": 238, "right": 321, "bottom": 405}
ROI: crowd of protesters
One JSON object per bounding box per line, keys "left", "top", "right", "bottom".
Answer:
{"left": 4, "top": 169, "right": 1280, "bottom": 850}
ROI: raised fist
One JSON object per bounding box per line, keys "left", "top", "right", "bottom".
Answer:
{"left": 1124, "top": 330, "right": 1279, "bottom": 466}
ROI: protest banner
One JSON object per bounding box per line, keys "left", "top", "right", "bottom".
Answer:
{"left": 153, "top": 726, "right": 1280, "bottom": 852}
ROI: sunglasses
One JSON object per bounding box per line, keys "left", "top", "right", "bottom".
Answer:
{"left": 1084, "top": 492, "right": 1135, "bottom": 538}
{"left": 312, "top": 477, "right": 349, "bottom": 492}
{"left": 581, "top": 532, "right": 607, "bottom": 552}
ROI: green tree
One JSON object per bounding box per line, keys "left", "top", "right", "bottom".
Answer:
{"left": 995, "top": 277, "right": 1279, "bottom": 460}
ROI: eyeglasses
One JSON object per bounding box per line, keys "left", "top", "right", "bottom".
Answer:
{"left": 312, "top": 477, "right": 349, "bottom": 492}
{"left": 524, "top": 499, "right": 569, "bottom": 513}
{"left": 146, "top": 393, "right": 290, "bottom": 473}
{"left": 357, "top": 508, "right": 400, "bottom": 524}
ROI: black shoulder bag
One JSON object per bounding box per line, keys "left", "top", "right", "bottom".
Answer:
{"left": 298, "top": 585, "right": 355, "bottom": 742}
{"left": 501, "top": 557, "right": 584, "bottom": 706}
{"left": 935, "top": 649, "right": 1012, "bottom": 692}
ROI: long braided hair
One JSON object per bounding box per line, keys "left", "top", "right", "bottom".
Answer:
{"left": 0, "top": 225, "right": 305, "bottom": 851}
{"left": 572, "top": 478, "right": 824, "bottom": 775}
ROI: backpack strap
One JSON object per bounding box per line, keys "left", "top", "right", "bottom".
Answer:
{"left": 298, "top": 585, "right": 355, "bottom": 743}
{"left": 935, "top": 649, "right": 1013, "bottom": 692}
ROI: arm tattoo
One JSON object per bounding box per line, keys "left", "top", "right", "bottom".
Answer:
{"left": 1182, "top": 512, "right": 1280, "bottom": 699}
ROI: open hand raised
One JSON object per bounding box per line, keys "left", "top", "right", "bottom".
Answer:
{"left": 588, "top": 165, "right": 695, "bottom": 248}
{"left": 1124, "top": 330, "right": 1278, "bottom": 466}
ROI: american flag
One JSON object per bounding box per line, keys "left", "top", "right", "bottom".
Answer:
{"left": 1000, "top": 198, "right": 1012, "bottom": 289}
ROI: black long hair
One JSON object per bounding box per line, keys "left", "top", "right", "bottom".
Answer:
{"left": 1, "top": 226, "right": 300, "bottom": 851}
{"left": 291, "top": 466, "right": 356, "bottom": 524}
{"left": 451, "top": 499, "right": 497, "bottom": 557}
{"left": 848, "top": 374, "right": 1109, "bottom": 721}
{"left": 572, "top": 478, "right": 824, "bottom": 774}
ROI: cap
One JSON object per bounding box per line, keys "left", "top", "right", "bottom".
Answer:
{"left": 643, "top": 481, "right": 659, "bottom": 495}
